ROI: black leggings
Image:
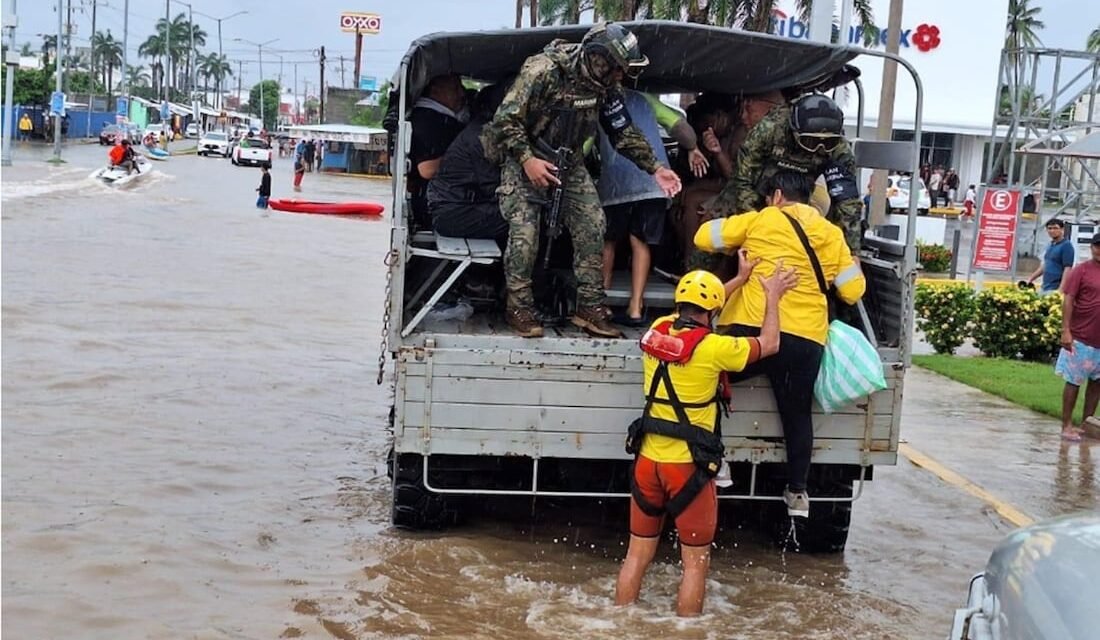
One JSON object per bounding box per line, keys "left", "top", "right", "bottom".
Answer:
{"left": 724, "top": 325, "right": 824, "bottom": 492}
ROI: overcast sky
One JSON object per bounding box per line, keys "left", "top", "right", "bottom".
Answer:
{"left": 11, "top": 0, "right": 1099, "bottom": 95}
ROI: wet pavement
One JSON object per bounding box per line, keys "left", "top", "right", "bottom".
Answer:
{"left": 3, "top": 141, "right": 1096, "bottom": 639}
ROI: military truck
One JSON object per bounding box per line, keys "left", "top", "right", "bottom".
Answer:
{"left": 378, "top": 21, "right": 925, "bottom": 552}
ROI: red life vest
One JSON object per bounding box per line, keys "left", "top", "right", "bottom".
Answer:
{"left": 109, "top": 145, "right": 126, "bottom": 165}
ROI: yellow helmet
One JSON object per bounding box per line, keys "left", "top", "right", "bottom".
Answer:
{"left": 675, "top": 270, "right": 725, "bottom": 311}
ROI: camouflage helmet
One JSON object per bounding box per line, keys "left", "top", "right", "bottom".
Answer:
{"left": 581, "top": 22, "right": 648, "bottom": 86}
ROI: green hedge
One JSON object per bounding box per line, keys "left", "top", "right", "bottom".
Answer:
{"left": 914, "top": 283, "right": 1063, "bottom": 361}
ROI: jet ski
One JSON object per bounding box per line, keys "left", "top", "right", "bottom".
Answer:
{"left": 90, "top": 155, "right": 152, "bottom": 186}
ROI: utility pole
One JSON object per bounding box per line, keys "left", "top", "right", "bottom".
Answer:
{"left": 121, "top": 0, "right": 127, "bottom": 120}
{"left": 319, "top": 45, "right": 325, "bottom": 124}
{"left": 236, "top": 59, "right": 242, "bottom": 107}
{"left": 293, "top": 61, "right": 298, "bottom": 124}
{"left": 52, "top": 0, "right": 64, "bottom": 161}
{"left": 868, "top": 0, "right": 904, "bottom": 228}
{"left": 193, "top": 10, "right": 247, "bottom": 110}
{"left": 338, "top": 54, "right": 346, "bottom": 88}
{"left": 352, "top": 26, "right": 361, "bottom": 90}
{"left": 64, "top": 0, "right": 71, "bottom": 91}
{"left": 2, "top": 0, "right": 18, "bottom": 167}
{"left": 86, "top": 0, "right": 95, "bottom": 138}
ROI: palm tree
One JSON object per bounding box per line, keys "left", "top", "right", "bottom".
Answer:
{"left": 1087, "top": 25, "right": 1100, "bottom": 53}
{"left": 202, "top": 53, "right": 233, "bottom": 109}
{"left": 1005, "top": 0, "right": 1044, "bottom": 74}
{"left": 20, "top": 41, "right": 33, "bottom": 56}
{"left": 166, "top": 13, "right": 206, "bottom": 91}
{"left": 100, "top": 35, "right": 123, "bottom": 94}
{"left": 126, "top": 64, "right": 152, "bottom": 88}
{"left": 138, "top": 31, "right": 167, "bottom": 97}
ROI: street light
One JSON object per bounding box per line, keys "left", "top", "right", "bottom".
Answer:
{"left": 192, "top": 9, "right": 247, "bottom": 109}
{"left": 234, "top": 37, "right": 277, "bottom": 130}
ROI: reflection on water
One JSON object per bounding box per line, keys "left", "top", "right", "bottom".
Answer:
{"left": 3, "top": 145, "right": 1005, "bottom": 639}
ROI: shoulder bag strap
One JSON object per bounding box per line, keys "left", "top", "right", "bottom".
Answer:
{"left": 780, "top": 211, "right": 828, "bottom": 296}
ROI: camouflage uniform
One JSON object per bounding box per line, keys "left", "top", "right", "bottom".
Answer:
{"left": 481, "top": 40, "right": 660, "bottom": 312}
{"left": 708, "top": 104, "right": 863, "bottom": 251}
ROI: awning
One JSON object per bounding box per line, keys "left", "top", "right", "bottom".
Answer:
{"left": 281, "top": 123, "right": 386, "bottom": 144}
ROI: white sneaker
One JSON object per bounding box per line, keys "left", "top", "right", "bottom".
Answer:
{"left": 783, "top": 487, "right": 810, "bottom": 518}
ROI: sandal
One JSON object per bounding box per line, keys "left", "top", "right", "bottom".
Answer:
{"left": 1060, "top": 428, "right": 1084, "bottom": 443}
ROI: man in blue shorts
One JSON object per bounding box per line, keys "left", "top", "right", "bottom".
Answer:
{"left": 1056, "top": 236, "right": 1100, "bottom": 441}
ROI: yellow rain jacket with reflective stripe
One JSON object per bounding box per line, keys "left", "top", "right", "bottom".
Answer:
{"left": 694, "top": 203, "right": 865, "bottom": 345}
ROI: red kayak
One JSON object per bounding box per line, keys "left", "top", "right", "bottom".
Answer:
{"left": 268, "top": 199, "right": 385, "bottom": 216}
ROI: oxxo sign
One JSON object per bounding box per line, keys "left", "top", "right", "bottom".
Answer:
{"left": 340, "top": 12, "right": 382, "bottom": 33}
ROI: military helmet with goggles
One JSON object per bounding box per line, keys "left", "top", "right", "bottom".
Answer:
{"left": 581, "top": 22, "right": 648, "bottom": 82}
{"left": 790, "top": 93, "right": 845, "bottom": 154}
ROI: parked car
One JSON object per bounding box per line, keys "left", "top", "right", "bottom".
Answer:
{"left": 98, "top": 124, "right": 142, "bottom": 145}
{"left": 185, "top": 122, "right": 199, "bottom": 138}
{"left": 948, "top": 513, "right": 1099, "bottom": 640}
{"left": 231, "top": 137, "right": 273, "bottom": 168}
{"left": 198, "top": 131, "right": 230, "bottom": 158}
{"left": 887, "top": 174, "right": 931, "bottom": 216}
{"left": 99, "top": 124, "right": 123, "bottom": 145}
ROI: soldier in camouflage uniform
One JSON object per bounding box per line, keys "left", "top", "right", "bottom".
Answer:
{"left": 705, "top": 94, "right": 863, "bottom": 251}
{"left": 481, "top": 22, "right": 682, "bottom": 338}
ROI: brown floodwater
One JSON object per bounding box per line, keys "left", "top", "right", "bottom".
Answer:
{"left": 3, "top": 141, "right": 1075, "bottom": 639}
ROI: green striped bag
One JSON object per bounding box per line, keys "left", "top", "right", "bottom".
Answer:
{"left": 814, "top": 320, "right": 887, "bottom": 413}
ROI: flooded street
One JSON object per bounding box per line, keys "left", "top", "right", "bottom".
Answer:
{"left": 2, "top": 142, "right": 1091, "bottom": 639}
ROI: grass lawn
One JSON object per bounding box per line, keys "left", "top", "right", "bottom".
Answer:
{"left": 912, "top": 354, "right": 1092, "bottom": 423}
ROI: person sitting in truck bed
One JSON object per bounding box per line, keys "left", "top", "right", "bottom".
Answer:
{"left": 616, "top": 266, "right": 795, "bottom": 617}
{"left": 426, "top": 82, "right": 512, "bottom": 241}
{"left": 694, "top": 170, "right": 865, "bottom": 519}
{"left": 408, "top": 74, "right": 468, "bottom": 231}
{"left": 595, "top": 89, "right": 709, "bottom": 327}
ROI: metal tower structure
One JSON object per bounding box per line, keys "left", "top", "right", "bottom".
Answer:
{"left": 985, "top": 47, "right": 1100, "bottom": 253}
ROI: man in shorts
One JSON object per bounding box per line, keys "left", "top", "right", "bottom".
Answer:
{"left": 1056, "top": 236, "right": 1100, "bottom": 442}
{"left": 615, "top": 265, "right": 795, "bottom": 616}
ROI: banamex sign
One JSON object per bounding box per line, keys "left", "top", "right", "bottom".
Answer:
{"left": 340, "top": 12, "right": 382, "bottom": 33}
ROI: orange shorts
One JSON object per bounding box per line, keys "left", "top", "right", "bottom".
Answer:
{"left": 630, "top": 456, "right": 717, "bottom": 547}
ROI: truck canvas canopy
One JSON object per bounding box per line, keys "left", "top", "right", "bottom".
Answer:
{"left": 396, "top": 20, "right": 861, "bottom": 102}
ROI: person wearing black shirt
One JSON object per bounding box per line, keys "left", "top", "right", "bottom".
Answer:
{"left": 407, "top": 74, "right": 467, "bottom": 230}
{"left": 256, "top": 165, "right": 272, "bottom": 208}
{"left": 426, "top": 82, "right": 511, "bottom": 240}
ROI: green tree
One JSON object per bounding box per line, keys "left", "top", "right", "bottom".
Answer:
{"left": 19, "top": 41, "right": 32, "bottom": 56}
{"left": 0, "top": 67, "right": 55, "bottom": 105}
{"left": 138, "top": 30, "right": 167, "bottom": 96}
{"left": 1088, "top": 25, "right": 1100, "bottom": 53}
{"left": 67, "top": 71, "right": 103, "bottom": 94}
{"left": 199, "top": 52, "right": 232, "bottom": 108}
{"left": 249, "top": 79, "right": 281, "bottom": 130}
{"left": 1005, "top": 0, "right": 1044, "bottom": 80}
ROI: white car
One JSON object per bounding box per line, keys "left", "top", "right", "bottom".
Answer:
{"left": 887, "top": 174, "right": 931, "bottom": 215}
{"left": 198, "top": 131, "right": 230, "bottom": 158}
{"left": 185, "top": 122, "right": 199, "bottom": 138}
{"left": 231, "top": 138, "right": 273, "bottom": 168}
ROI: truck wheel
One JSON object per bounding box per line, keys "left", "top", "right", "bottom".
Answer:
{"left": 763, "top": 466, "right": 855, "bottom": 553}
{"left": 391, "top": 453, "right": 458, "bottom": 530}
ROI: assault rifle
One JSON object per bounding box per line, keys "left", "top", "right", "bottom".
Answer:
{"left": 531, "top": 137, "right": 573, "bottom": 269}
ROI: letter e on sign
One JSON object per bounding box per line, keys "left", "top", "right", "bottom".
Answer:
{"left": 340, "top": 12, "right": 382, "bottom": 33}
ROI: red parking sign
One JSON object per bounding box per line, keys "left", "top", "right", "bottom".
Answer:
{"left": 972, "top": 189, "right": 1020, "bottom": 272}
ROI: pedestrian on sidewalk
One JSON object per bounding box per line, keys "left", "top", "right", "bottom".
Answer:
{"left": 963, "top": 185, "right": 976, "bottom": 222}
{"left": 256, "top": 165, "right": 272, "bottom": 208}
{"left": 1026, "top": 218, "right": 1075, "bottom": 295}
{"left": 18, "top": 113, "right": 33, "bottom": 141}
{"left": 1056, "top": 236, "right": 1100, "bottom": 442}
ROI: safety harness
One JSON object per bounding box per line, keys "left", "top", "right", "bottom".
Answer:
{"left": 626, "top": 317, "right": 730, "bottom": 519}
